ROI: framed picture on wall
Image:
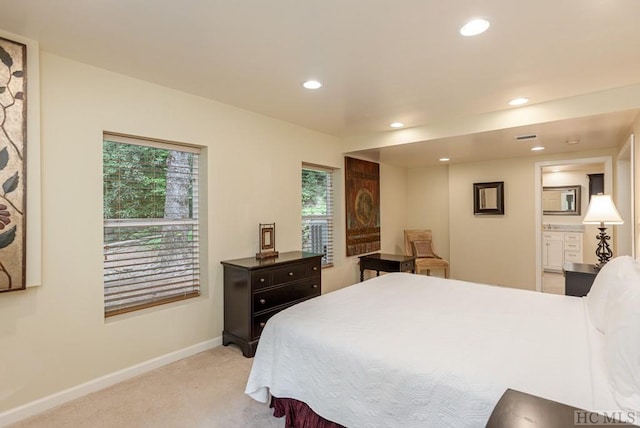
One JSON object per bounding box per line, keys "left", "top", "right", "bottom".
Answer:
{"left": 473, "top": 181, "right": 504, "bottom": 215}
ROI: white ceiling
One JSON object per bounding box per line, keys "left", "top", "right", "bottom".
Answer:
{"left": 0, "top": 1, "right": 639, "bottom": 165}
{"left": 349, "top": 109, "right": 640, "bottom": 168}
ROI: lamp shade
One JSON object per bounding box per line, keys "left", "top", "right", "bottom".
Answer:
{"left": 583, "top": 194, "right": 624, "bottom": 225}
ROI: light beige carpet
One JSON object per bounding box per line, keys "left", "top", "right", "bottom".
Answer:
{"left": 10, "top": 345, "right": 284, "bottom": 428}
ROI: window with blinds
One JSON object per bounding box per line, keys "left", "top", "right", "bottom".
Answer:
{"left": 103, "top": 134, "right": 201, "bottom": 317}
{"left": 302, "top": 164, "right": 334, "bottom": 266}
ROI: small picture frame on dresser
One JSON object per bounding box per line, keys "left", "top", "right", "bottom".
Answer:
{"left": 256, "top": 223, "right": 279, "bottom": 259}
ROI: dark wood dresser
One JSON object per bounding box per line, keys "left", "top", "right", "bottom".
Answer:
{"left": 221, "top": 251, "right": 322, "bottom": 357}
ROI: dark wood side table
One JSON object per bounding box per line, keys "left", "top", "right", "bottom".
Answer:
{"left": 487, "top": 389, "right": 637, "bottom": 427}
{"left": 563, "top": 262, "right": 597, "bottom": 297}
{"left": 358, "top": 253, "right": 416, "bottom": 282}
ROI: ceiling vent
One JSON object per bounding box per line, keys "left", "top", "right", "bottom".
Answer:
{"left": 515, "top": 133, "right": 538, "bottom": 141}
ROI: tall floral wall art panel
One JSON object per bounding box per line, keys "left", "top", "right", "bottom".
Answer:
{"left": 0, "top": 36, "right": 26, "bottom": 292}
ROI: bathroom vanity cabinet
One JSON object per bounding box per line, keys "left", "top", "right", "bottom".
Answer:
{"left": 543, "top": 231, "right": 583, "bottom": 272}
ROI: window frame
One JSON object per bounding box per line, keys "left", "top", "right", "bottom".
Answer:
{"left": 301, "top": 163, "right": 335, "bottom": 267}
{"left": 102, "top": 133, "right": 202, "bottom": 317}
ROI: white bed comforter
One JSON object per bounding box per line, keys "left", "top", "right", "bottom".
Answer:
{"left": 245, "top": 273, "right": 609, "bottom": 427}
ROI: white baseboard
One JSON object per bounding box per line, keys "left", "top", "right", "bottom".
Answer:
{"left": 0, "top": 337, "right": 222, "bottom": 427}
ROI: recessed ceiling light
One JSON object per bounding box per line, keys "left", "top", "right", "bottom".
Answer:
{"left": 302, "top": 80, "right": 322, "bottom": 89}
{"left": 439, "top": 157, "right": 450, "bottom": 162}
{"left": 460, "top": 19, "right": 490, "bottom": 36}
{"left": 509, "top": 97, "right": 529, "bottom": 106}
{"left": 390, "top": 122, "right": 404, "bottom": 128}
{"left": 531, "top": 146, "right": 545, "bottom": 151}
{"left": 566, "top": 138, "right": 580, "bottom": 145}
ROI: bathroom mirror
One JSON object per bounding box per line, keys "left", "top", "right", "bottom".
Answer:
{"left": 542, "top": 185, "right": 581, "bottom": 215}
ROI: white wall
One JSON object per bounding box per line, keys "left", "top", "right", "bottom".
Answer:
{"left": 380, "top": 163, "right": 409, "bottom": 255}
{"left": 0, "top": 51, "right": 409, "bottom": 416}
{"left": 449, "top": 158, "right": 536, "bottom": 289}
{"left": 406, "top": 150, "right": 615, "bottom": 291}
{"left": 406, "top": 165, "right": 450, "bottom": 261}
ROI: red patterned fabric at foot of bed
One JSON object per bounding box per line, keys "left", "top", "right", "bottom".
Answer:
{"left": 270, "top": 396, "right": 346, "bottom": 428}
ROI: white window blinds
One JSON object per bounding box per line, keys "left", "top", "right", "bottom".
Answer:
{"left": 103, "top": 134, "right": 201, "bottom": 316}
{"left": 302, "top": 164, "right": 334, "bottom": 266}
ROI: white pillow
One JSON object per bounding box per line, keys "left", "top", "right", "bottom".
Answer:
{"left": 604, "top": 286, "right": 640, "bottom": 412}
{"left": 585, "top": 256, "right": 639, "bottom": 333}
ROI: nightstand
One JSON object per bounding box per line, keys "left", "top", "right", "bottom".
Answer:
{"left": 358, "top": 253, "right": 416, "bottom": 282}
{"left": 563, "top": 262, "right": 597, "bottom": 297}
{"left": 487, "top": 389, "right": 637, "bottom": 427}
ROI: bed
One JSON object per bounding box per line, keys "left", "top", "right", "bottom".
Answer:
{"left": 245, "top": 256, "right": 640, "bottom": 427}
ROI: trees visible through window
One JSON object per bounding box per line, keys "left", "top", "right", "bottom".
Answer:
{"left": 302, "top": 164, "right": 334, "bottom": 266}
{"left": 103, "top": 134, "right": 201, "bottom": 316}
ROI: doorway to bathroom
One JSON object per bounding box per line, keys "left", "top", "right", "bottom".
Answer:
{"left": 534, "top": 156, "right": 612, "bottom": 294}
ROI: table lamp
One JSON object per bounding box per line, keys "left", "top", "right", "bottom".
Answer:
{"left": 582, "top": 194, "right": 624, "bottom": 269}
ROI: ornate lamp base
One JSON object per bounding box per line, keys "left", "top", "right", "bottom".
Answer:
{"left": 594, "top": 226, "right": 613, "bottom": 270}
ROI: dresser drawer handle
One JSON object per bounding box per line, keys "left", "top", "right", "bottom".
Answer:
{"left": 259, "top": 298, "right": 266, "bottom": 305}
{"left": 288, "top": 272, "right": 294, "bottom": 276}
{"left": 312, "top": 266, "right": 318, "bottom": 271}
{"left": 312, "top": 284, "right": 318, "bottom": 289}
{"left": 259, "top": 322, "right": 266, "bottom": 328}
{"left": 259, "top": 278, "right": 265, "bottom": 283}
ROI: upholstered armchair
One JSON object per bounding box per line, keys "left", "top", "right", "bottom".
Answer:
{"left": 403, "top": 229, "right": 449, "bottom": 278}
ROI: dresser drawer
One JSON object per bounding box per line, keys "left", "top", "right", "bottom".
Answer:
{"left": 252, "top": 311, "right": 276, "bottom": 339}
{"left": 400, "top": 260, "right": 414, "bottom": 272}
{"left": 307, "top": 259, "right": 321, "bottom": 276}
{"left": 252, "top": 271, "right": 272, "bottom": 290}
{"left": 253, "top": 278, "right": 320, "bottom": 313}
{"left": 273, "top": 263, "right": 310, "bottom": 285}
